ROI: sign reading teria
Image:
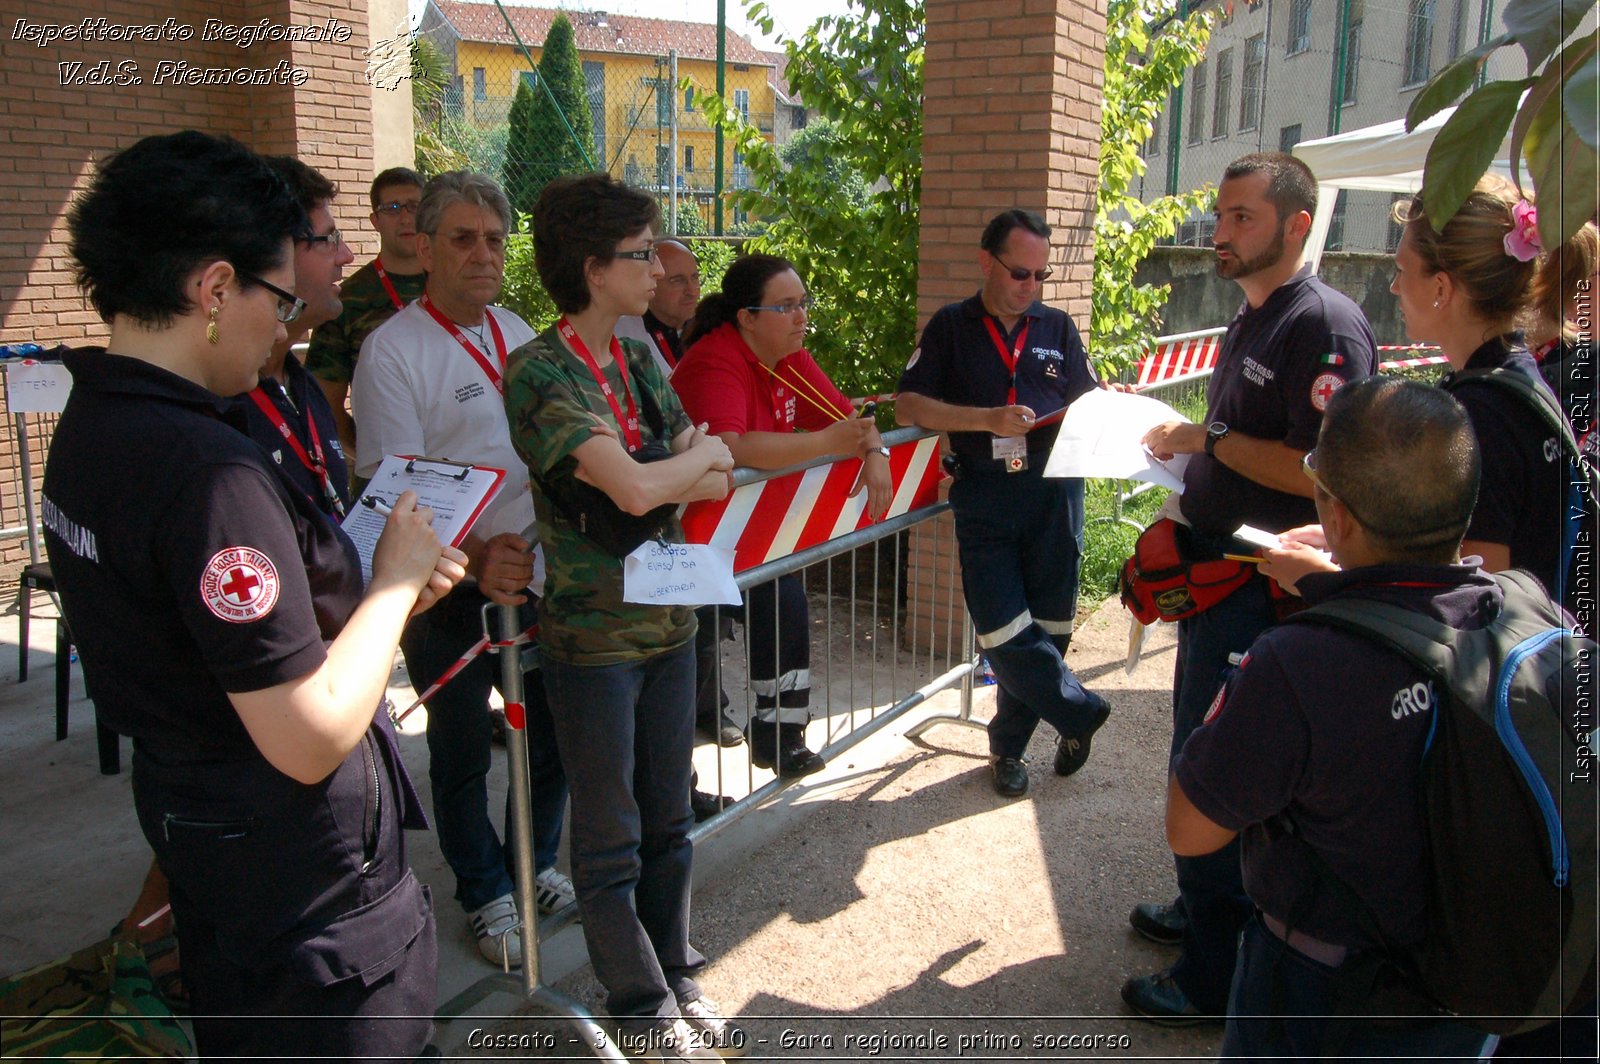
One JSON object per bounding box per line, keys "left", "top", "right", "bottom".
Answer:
{"left": 200, "top": 546, "right": 281, "bottom": 622}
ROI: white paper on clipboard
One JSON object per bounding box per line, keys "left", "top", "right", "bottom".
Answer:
{"left": 341, "top": 455, "right": 505, "bottom": 584}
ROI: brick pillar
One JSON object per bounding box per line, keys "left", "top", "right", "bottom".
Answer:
{"left": 906, "top": 0, "right": 1106, "bottom": 649}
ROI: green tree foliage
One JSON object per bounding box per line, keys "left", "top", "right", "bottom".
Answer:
{"left": 503, "top": 79, "right": 542, "bottom": 220}
{"left": 1407, "top": 0, "right": 1596, "bottom": 249}
{"left": 412, "top": 36, "right": 468, "bottom": 176}
{"left": 1093, "top": 0, "right": 1213, "bottom": 376}
{"left": 696, "top": 0, "right": 922, "bottom": 402}
{"left": 503, "top": 12, "right": 596, "bottom": 214}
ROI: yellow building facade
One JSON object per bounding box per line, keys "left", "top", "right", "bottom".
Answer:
{"left": 421, "top": 0, "right": 782, "bottom": 216}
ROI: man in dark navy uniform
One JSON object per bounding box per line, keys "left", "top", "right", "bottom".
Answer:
{"left": 1168, "top": 377, "right": 1493, "bottom": 1059}
{"left": 1129, "top": 153, "right": 1376, "bottom": 1023}
{"left": 234, "top": 157, "right": 355, "bottom": 518}
{"left": 896, "top": 209, "right": 1111, "bottom": 799}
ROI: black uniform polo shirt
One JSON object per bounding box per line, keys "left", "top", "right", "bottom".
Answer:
{"left": 642, "top": 308, "right": 686, "bottom": 367}
{"left": 228, "top": 353, "right": 351, "bottom": 518}
{"left": 898, "top": 293, "right": 1099, "bottom": 465}
{"left": 41, "top": 349, "right": 363, "bottom": 755}
{"left": 1180, "top": 268, "right": 1375, "bottom": 539}
{"left": 1176, "top": 563, "right": 1501, "bottom": 950}
{"left": 1447, "top": 338, "right": 1568, "bottom": 597}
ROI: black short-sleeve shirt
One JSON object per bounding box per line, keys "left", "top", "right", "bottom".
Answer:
{"left": 228, "top": 354, "right": 352, "bottom": 519}
{"left": 1446, "top": 338, "right": 1570, "bottom": 598}
{"left": 897, "top": 294, "right": 1099, "bottom": 465}
{"left": 42, "top": 350, "right": 363, "bottom": 756}
{"left": 1180, "top": 269, "right": 1376, "bottom": 538}
{"left": 1174, "top": 564, "right": 1501, "bottom": 950}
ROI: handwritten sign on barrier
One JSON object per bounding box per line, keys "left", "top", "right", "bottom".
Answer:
{"left": 4, "top": 361, "right": 72, "bottom": 414}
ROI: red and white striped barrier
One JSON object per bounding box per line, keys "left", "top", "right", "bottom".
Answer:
{"left": 1376, "top": 344, "right": 1447, "bottom": 371}
{"left": 681, "top": 434, "right": 945, "bottom": 574}
{"left": 1134, "top": 334, "right": 1222, "bottom": 387}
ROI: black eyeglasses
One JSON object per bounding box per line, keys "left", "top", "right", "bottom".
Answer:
{"left": 991, "top": 253, "right": 1053, "bottom": 283}
{"left": 614, "top": 246, "right": 661, "bottom": 263}
{"left": 305, "top": 227, "right": 344, "bottom": 250}
{"left": 746, "top": 297, "right": 813, "bottom": 316}
{"left": 374, "top": 200, "right": 420, "bottom": 215}
{"left": 241, "top": 274, "right": 306, "bottom": 324}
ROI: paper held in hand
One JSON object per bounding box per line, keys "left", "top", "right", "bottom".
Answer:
{"left": 341, "top": 455, "right": 504, "bottom": 584}
{"left": 1042, "top": 387, "right": 1191, "bottom": 491}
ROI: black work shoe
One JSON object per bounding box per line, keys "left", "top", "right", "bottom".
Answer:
{"left": 696, "top": 710, "right": 745, "bottom": 748}
{"left": 690, "top": 789, "right": 732, "bottom": 822}
{"left": 990, "top": 756, "right": 1029, "bottom": 797}
{"left": 1120, "top": 968, "right": 1218, "bottom": 1027}
{"left": 747, "top": 719, "right": 826, "bottom": 778}
{"left": 1129, "top": 900, "right": 1186, "bottom": 946}
{"left": 489, "top": 707, "right": 508, "bottom": 747}
{"left": 1053, "top": 693, "right": 1112, "bottom": 777}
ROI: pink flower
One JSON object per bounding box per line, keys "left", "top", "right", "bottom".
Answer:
{"left": 1504, "top": 199, "right": 1542, "bottom": 262}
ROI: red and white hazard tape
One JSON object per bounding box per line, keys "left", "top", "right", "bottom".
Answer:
{"left": 1375, "top": 344, "right": 1448, "bottom": 371}
{"left": 681, "top": 434, "right": 944, "bottom": 574}
{"left": 390, "top": 625, "right": 537, "bottom": 727}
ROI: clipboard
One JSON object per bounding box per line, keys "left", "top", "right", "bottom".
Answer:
{"left": 341, "top": 455, "right": 506, "bottom": 583}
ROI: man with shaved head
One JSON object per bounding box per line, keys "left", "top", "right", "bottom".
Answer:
{"left": 617, "top": 238, "right": 701, "bottom": 374}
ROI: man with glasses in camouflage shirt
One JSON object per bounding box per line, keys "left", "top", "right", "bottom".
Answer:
{"left": 307, "top": 167, "right": 429, "bottom": 464}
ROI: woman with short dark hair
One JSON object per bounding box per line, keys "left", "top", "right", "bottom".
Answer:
{"left": 47, "top": 130, "right": 464, "bottom": 1058}
{"left": 505, "top": 172, "right": 744, "bottom": 1061}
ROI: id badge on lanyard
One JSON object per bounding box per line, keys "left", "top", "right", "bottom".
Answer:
{"left": 983, "top": 316, "right": 1030, "bottom": 472}
{"left": 992, "top": 436, "right": 1028, "bottom": 472}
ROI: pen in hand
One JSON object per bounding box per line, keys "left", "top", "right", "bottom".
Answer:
{"left": 361, "top": 495, "right": 394, "bottom": 517}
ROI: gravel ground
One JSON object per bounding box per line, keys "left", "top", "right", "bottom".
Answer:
{"left": 460, "top": 601, "right": 1224, "bottom": 1062}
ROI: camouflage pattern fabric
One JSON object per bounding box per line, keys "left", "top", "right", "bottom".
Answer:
{"left": 304, "top": 259, "right": 427, "bottom": 385}
{"left": 505, "top": 327, "right": 696, "bottom": 665}
{"left": 0, "top": 935, "right": 192, "bottom": 1058}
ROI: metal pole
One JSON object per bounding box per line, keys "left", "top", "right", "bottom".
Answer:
{"left": 669, "top": 50, "right": 679, "bottom": 235}
{"left": 714, "top": 0, "right": 726, "bottom": 235}
{"left": 432, "top": 603, "right": 625, "bottom": 1061}
{"left": 17, "top": 413, "right": 41, "bottom": 565}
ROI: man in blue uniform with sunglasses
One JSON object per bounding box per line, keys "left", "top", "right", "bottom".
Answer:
{"left": 896, "top": 209, "right": 1112, "bottom": 800}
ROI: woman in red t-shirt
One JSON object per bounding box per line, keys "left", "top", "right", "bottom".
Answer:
{"left": 672, "top": 254, "right": 892, "bottom": 776}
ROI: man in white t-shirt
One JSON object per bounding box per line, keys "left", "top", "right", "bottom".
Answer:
{"left": 353, "top": 172, "right": 571, "bottom": 969}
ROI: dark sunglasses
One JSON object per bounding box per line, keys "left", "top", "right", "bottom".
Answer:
{"left": 991, "top": 253, "right": 1053, "bottom": 283}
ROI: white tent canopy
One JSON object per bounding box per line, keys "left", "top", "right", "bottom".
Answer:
{"left": 1292, "top": 106, "right": 1515, "bottom": 270}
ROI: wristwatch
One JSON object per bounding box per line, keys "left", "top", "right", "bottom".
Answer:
{"left": 871, "top": 445, "right": 891, "bottom": 459}
{"left": 1204, "top": 421, "right": 1231, "bottom": 456}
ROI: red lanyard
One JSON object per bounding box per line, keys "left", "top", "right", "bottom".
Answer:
{"left": 247, "top": 384, "right": 345, "bottom": 517}
{"left": 651, "top": 329, "right": 678, "bottom": 369}
{"left": 420, "top": 294, "right": 507, "bottom": 394}
{"left": 558, "top": 317, "right": 643, "bottom": 451}
{"left": 373, "top": 257, "right": 405, "bottom": 311}
{"left": 982, "top": 316, "right": 1029, "bottom": 406}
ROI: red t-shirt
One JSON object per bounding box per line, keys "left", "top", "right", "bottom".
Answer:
{"left": 672, "top": 322, "right": 853, "bottom": 435}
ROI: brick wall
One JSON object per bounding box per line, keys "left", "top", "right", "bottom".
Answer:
{"left": 906, "top": 0, "right": 1106, "bottom": 647}
{"left": 0, "top": 0, "right": 383, "bottom": 587}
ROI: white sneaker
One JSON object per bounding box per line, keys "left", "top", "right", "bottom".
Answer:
{"left": 533, "top": 867, "right": 576, "bottom": 914}
{"left": 468, "top": 892, "right": 522, "bottom": 968}
{"left": 620, "top": 1018, "right": 720, "bottom": 1062}
{"left": 679, "top": 997, "right": 750, "bottom": 1057}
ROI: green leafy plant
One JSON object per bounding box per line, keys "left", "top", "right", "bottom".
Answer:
{"left": 694, "top": 0, "right": 923, "bottom": 402}
{"left": 1407, "top": 0, "right": 1597, "bottom": 248}
{"left": 501, "top": 12, "right": 596, "bottom": 222}
{"left": 1092, "top": 0, "right": 1213, "bottom": 377}
{"left": 412, "top": 36, "right": 469, "bottom": 176}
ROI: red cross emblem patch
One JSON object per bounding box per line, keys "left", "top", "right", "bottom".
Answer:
{"left": 200, "top": 546, "right": 281, "bottom": 623}
{"left": 1310, "top": 372, "right": 1344, "bottom": 412}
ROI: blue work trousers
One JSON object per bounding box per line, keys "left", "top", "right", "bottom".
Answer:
{"left": 1222, "top": 913, "right": 1493, "bottom": 1061}
{"left": 401, "top": 589, "right": 567, "bottom": 912}
{"left": 1170, "top": 573, "right": 1273, "bottom": 1012}
{"left": 541, "top": 640, "right": 707, "bottom": 1032}
{"left": 950, "top": 468, "right": 1097, "bottom": 759}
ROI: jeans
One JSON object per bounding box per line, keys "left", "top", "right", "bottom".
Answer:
{"left": 541, "top": 640, "right": 706, "bottom": 1031}
{"left": 1170, "top": 574, "right": 1273, "bottom": 1012}
{"left": 401, "top": 589, "right": 567, "bottom": 912}
{"left": 1223, "top": 913, "right": 1494, "bottom": 1061}
{"left": 949, "top": 469, "right": 1097, "bottom": 758}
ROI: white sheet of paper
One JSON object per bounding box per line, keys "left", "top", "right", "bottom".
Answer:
{"left": 1232, "top": 524, "right": 1283, "bottom": 551}
{"left": 1043, "top": 387, "right": 1192, "bottom": 490}
{"left": 4, "top": 361, "right": 71, "bottom": 413}
{"left": 341, "top": 455, "right": 505, "bottom": 585}
{"left": 623, "top": 542, "right": 740, "bottom": 606}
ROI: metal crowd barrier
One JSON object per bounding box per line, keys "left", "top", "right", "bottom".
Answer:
{"left": 433, "top": 426, "right": 981, "bottom": 1054}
